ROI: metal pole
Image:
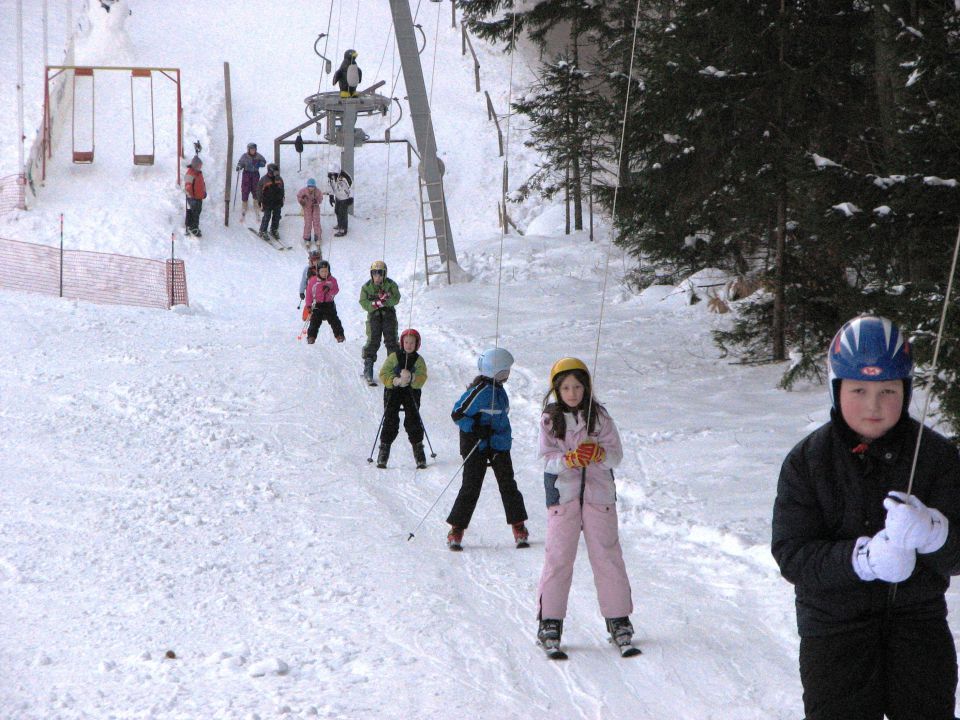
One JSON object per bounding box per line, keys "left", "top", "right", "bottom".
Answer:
{"left": 59, "top": 213, "right": 64, "bottom": 297}
{"left": 366, "top": 410, "right": 387, "bottom": 463}
{"left": 17, "top": 0, "right": 25, "bottom": 178}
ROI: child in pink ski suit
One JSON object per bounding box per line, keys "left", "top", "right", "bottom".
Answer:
{"left": 536, "top": 357, "right": 635, "bottom": 653}
{"left": 297, "top": 178, "right": 324, "bottom": 249}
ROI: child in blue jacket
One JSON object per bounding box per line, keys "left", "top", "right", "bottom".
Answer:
{"left": 446, "top": 347, "right": 529, "bottom": 550}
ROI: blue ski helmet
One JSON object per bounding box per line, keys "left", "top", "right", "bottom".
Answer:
{"left": 307, "top": 178, "right": 317, "bottom": 188}
{"left": 478, "top": 347, "right": 514, "bottom": 382}
{"left": 827, "top": 315, "right": 913, "bottom": 409}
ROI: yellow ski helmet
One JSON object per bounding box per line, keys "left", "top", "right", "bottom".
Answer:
{"left": 549, "top": 357, "right": 590, "bottom": 386}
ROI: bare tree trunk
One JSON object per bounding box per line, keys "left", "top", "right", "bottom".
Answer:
{"left": 565, "top": 160, "right": 571, "bottom": 235}
{"left": 773, "top": 188, "right": 787, "bottom": 361}
{"left": 873, "top": 6, "right": 900, "bottom": 165}
{"left": 570, "top": 20, "right": 583, "bottom": 231}
{"left": 772, "top": 0, "right": 787, "bottom": 361}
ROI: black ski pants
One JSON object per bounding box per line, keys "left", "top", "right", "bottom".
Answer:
{"left": 185, "top": 199, "right": 202, "bottom": 233}
{"left": 363, "top": 307, "right": 398, "bottom": 363}
{"left": 260, "top": 205, "right": 281, "bottom": 234}
{"left": 307, "top": 301, "right": 344, "bottom": 341}
{"left": 799, "top": 614, "right": 957, "bottom": 720}
{"left": 446, "top": 441, "right": 527, "bottom": 529}
{"left": 334, "top": 199, "right": 349, "bottom": 231}
{"left": 380, "top": 387, "right": 423, "bottom": 446}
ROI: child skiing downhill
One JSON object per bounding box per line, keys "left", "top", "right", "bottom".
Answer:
{"left": 184, "top": 155, "right": 206, "bottom": 237}
{"left": 376, "top": 328, "right": 428, "bottom": 469}
{"left": 236, "top": 142, "right": 265, "bottom": 222}
{"left": 446, "top": 347, "right": 529, "bottom": 551}
{"left": 297, "top": 178, "right": 324, "bottom": 250}
{"left": 304, "top": 260, "right": 344, "bottom": 345}
{"left": 358, "top": 260, "right": 400, "bottom": 385}
{"left": 299, "top": 250, "right": 323, "bottom": 303}
{"left": 772, "top": 315, "right": 960, "bottom": 720}
{"left": 535, "top": 357, "right": 636, "bottom": 660}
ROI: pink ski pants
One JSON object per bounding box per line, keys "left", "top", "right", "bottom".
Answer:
{"left": 302, "top": 205, "right": 322, "bottom": 241}
{"left": 537, "top": 500, "right": 633, "bottom": 620}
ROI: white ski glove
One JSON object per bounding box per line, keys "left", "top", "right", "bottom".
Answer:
{"left": 392, "top": 377, "right": 403, "bottom": 387}
{"left": 399, "top": 369, "right": 412, "bottom": 387}
{"left": 883, "top": 491, "right": 949, "bottom": 554}
{"left": 853, "top": 532, "right": 916, "bottom": 583}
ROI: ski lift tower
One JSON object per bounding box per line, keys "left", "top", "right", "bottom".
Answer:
{"left": 389, "top": 0, "right": 457, "bottom": 270}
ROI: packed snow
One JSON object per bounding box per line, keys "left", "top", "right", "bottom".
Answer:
{"left": 2, "top": 2, "right": 959, "bottom": 719}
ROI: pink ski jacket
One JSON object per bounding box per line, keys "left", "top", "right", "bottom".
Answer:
{"left": 306, "top": 275, "right": 339, "bottom": 305}
{"left": 539, "top": 406, "right": 623, "bottom": 506}
{"left": 297, "top": 186, "right": 324, "bottom": 208}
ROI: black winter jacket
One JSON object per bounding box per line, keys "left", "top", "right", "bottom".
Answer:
{"left": 772, "top": 412, "right": 960, "bottom": 637}
{"left": 258, "top": 174, "right": 285, "bottom": 209}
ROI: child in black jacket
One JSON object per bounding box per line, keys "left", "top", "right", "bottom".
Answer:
{"left": 772, "top": 315, "right": 960, "bottom": 720}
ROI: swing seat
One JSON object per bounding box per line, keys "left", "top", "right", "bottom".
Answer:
{"left": 72, "top": 151, "right": 94, "bottom": 163}
{"left": 133, "top": 153, "right": 155, "bottom": 166}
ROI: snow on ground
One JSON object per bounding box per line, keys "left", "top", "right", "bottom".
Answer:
{"left": 2, "top": 2, "right": 959, "bottom": 719}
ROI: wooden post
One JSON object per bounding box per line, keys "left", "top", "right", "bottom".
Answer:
{"left": 223, "top": 61, "right": 233, "bottom": 226}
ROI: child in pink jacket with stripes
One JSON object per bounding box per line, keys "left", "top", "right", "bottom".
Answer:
{"left": 535, "top": 357, "right": 637, "bottom": 658}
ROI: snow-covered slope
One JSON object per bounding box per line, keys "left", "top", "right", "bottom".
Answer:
{"left": 2, "top": 2, "right": 957, "bottom": 719}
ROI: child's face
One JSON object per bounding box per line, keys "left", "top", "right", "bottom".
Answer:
{"left": 839, "top": 379, "right": 903, "bottom": 440}
{"left": 558, "top": 374, "right": 585, "bottom": 409}
{"left": 371, "top": 270, "right": 384, "bottom": 285}
{"left": 402, "top": 335, "right": 417, "bottom": 353}
{"left": 318, "top": 267, "right": 329, "bottom": 279}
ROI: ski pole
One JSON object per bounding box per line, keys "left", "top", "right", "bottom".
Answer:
{"left": 366, "top": 409, "right": 387, "bottom": 463}
{"left": 407, "top": 439, "right": 482, "bottom": 542}
{"left": 296, "top": 320, "right": 309, "bottom": 341}
{"left": 232, "top": 169, "right": 240, "bottom": 206}
{"left": 297, "top": 298, "right": 303, "bottom": 310}
{"left": 411, "top": 395, "right": 437, "bottom": 458}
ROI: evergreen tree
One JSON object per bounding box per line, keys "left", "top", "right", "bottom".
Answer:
{"left": 458, "top": 0, "right": 606, "bottom": 229}
{"left": 513, "top": 56, "right": 605, "bottom": 233}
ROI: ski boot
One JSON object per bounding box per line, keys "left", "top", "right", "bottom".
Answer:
{"left": 334, "top": 229, "right": 346, "bottom": 237}
{"left": 376, "top": 442, "right": 391, "bottom": 469}
{"left": 258, "top": 230, "right": 269, "bottom": 240}
{"left": 512, "top": 521, "right": 530, "bottom": 549}
{"left": 269, "top": 228, "right": 281, "bottom": 241}
{"left": 606, "top": 617, "right": 641, "bottom": 657}
{"left": 413, "top": 442, "right": 427, "bottom": 469}
{"left": 335, "top": 335, "right": 345, "bottom": 343}
{"left": 363, "top": 358, "right": 375, "bottom": 386}
{"left": 306, "top": 336, "right": 316, "bottom": 345}
{"left": 537, "top": 619, "right": 566, "bottom": 660}
{"left": 447, "top": 525, "right": 464, "bottom": 551}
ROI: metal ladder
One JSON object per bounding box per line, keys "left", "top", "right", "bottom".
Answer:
{"left": 418, "top": 174, "right": 452, "bottom": 285}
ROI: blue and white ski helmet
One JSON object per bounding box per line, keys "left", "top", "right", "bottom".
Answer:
{"left": 827, "top": 315, "right": 913, "bottom": 409}
{"left": 478, "top": 347, "right": 514, "bottom": 381}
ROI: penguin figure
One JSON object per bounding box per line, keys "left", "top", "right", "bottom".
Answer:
{"left": 332, "top": 49, "right": 362, "bottom": 98}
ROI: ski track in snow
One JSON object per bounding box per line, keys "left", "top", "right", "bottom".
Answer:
{"left": 3, "top": 1, "right": 960, "bottom": 719}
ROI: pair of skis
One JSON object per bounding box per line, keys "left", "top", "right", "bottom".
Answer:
{"left": 247, "top": 227, "right": 292, "bottom": 251}
{"left": 446, "top": 537, "right": 529, "bottom": 552}
{"left": 539, "top": 634, "right": 641, "bottom": 661}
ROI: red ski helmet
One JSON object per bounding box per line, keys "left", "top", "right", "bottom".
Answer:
{"left": 400, "top": 328, "right": 421, "bottom": 351}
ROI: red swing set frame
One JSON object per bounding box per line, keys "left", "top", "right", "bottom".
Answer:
{"left": 42, "top": 65, "right": 183, "bottom": 186}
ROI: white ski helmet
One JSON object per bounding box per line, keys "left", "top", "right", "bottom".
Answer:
{"left": 478, "top": 347, "right": 514, "bottom": 381}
